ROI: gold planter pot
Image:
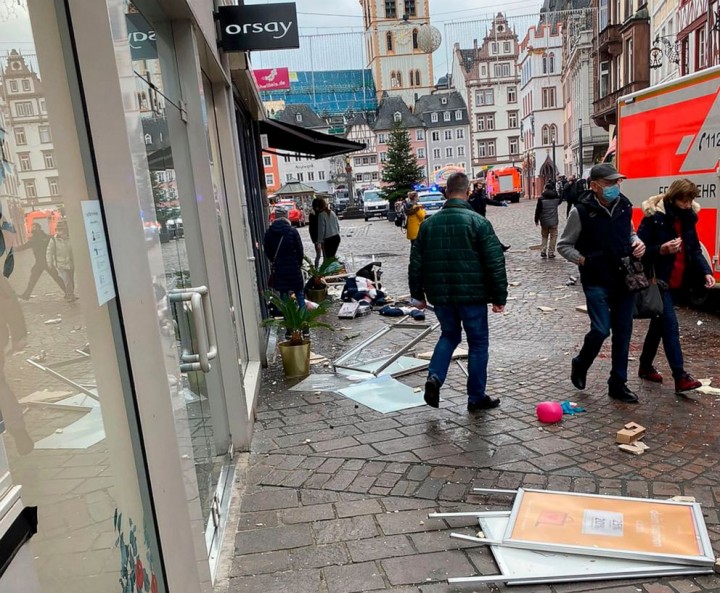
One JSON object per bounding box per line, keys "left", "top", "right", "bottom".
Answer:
{"left": 307, "top": 287, "right": 327, "bottom": 303}
{"left": 278, "top": 340, "right": 311, "bottom": 378}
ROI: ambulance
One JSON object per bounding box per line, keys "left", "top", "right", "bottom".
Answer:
{"left": 616, "top": 65, "right": 720, "bottom": 302}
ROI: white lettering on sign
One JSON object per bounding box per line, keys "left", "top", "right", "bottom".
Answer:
{"left": 128, "top": 30, "right": 156, "bottom": 49}
{"left": 678, "top": 0, "right": 707, "bottom": 31}
{"left": 224, "top": 21, "right": 294, "bottom": 40}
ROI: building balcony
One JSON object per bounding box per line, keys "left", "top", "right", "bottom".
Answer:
{"left": 592, "top": 81, "right": 648, "bottom": 129}
{"left": 594, "top": 24, "right": 622, "bottom": 59}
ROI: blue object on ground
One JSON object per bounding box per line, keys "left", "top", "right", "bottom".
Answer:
{"left": 561, "top": 401, "right": 586, "bottom": 415}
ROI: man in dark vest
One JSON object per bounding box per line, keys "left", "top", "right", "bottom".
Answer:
{"left": 558, "top": 164, "right": 646, "bottom": 403}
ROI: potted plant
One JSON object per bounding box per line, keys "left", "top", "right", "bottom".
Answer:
{"left": 263, "top": 293, "right": 333, "bottom": 378}
{"left": 303, "top": 256, "right": 339, "bottom": 303}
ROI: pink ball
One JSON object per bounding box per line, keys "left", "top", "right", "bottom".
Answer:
{"left": 536, "top": 401, "right": 563, "bottom": 424}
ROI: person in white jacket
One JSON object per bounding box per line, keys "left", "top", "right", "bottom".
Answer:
{"left": 46, "top": 220, "right": 76, "bottom": 301}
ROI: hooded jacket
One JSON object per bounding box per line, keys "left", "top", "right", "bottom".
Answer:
{"left": 535, "top": 188, "right": 561, "bottom": 227}
{"left": 263, "top": 219, "right": 304, "bottom": 292}
{"left": 408, "top": 198, "right": 507, "bottom": 306}
{"left": 638, "top": 194, "right": 711, "bottom": 287}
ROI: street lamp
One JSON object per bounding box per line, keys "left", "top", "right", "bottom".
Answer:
{"left": 551, "top": 129, "right": 557, "bottom": 183}
{"left": 578, "top": 118, "right": 584, "bottom": 178}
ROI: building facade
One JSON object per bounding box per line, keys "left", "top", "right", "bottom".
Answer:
{"left": 275, "top": 105, "right": 334, "bottom": 193}
{"left": 649, "top": 0, "right": 681, "bottom": 84}
{"left": 561, "top": 11, "right": 608, "bottom": 176}
{"left": 347, "top": 112, "right": 381, "bottom": 193}
{"left": 591, "top": 0, "right": 651, "bottom": 131}
{"left": 451, "top": 14, "right": 522, "bottom": 178}
{"left": 676, "top": 0, "right": 719, "bottom": 76}
{"left": 361, "top": 0, "right": 435, "bottom": 108}
{"left": 414, "top": 91, "right": 471, "bottom": 176}
{"left": 262, "top": 152, "right": 281, "bottom": 194}
{"left": 519, "top": 23, "right": 566, "bottom": 195}
{"left": 0, "top": 51, "right": 61, "bottom": 210}
{"left": 373, "top": 95, "right": 428, "bottom": 183}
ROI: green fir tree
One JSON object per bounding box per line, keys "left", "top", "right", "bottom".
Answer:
{"left": 380, "top": 121, "right": 422, "bottom": 205}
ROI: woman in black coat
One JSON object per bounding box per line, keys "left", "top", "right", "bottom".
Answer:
{"left": 264, "top": 207, "right": 306, "bottom": 308}
{"left": 637, "top": 179, "right": 716, "bottom": 393}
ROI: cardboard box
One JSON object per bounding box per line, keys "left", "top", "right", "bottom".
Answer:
{"left": 616, "top": 422, "right": 646, "bottom": 444}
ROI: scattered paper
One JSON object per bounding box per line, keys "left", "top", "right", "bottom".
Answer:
{"left": 417, "top": 348, "right": 468, "bottom": 361}
{"left": 537, "top": 306, "right": 556, "bottom": 312}
{"left": 576, "top": 305, "right": 588, "bottom": 313}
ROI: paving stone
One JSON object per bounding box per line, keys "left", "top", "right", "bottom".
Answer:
{"left": 347, "top": 475, "right": 376, "bottom": 493}
{"left": 342, "top": 459, "right": 366, "bottom": 471}
{"left": 381, "top": 551, "right": 475, "bottom": 585}
{"left": 323, "top": 561, "right": 385, "bottom": 593}
{"left": 234, "top": 524, "right": 313, "bottom": 555}
{"left": 317, "top": 458, "right": 345, "bottom": 473}
{"left": 346, "top": 534, "right": 415, "bottom": 562}
{"left": 359, "top": 461, "right": 387, "bottom": 477}
{"left": 290, "top": 544, "right": 349, "bottom": 569}
{"left": 409, "top": 531, "right": 478, "bottom": 553}
{"left": 335, "top": 498, "right": 383, "bottom": 518}
{"left": 229, "top": 550, "right": 290, "bottom": 576}
{"left": 313, "top": 515, "right": 379, "bottom": 544}
{"left": 300, "top": 489, "right": 339, "bottom": 505}
{"left": 281, "top": 503, "right": 335, "bottom": 524}
{"left": 407, "top": 465, "right": 433, "bottom": 482}
{"left": 377, "top": 509, "right": 443, "bottom": 536}
{"left": 227, "top": 569, "right": 321, "bottom": 593}
{"left": 241, "top": 489, "right": 298, "bottom": 512}
{"left": 355, "top": 429, "right": 406, "bottom": 444}
{"left": 235, "top": 511, "right": 280, "bottom": 531}
{"left": 323, "top": 470, "right": 359, "bottom": 491}
{"left": 311, "top": 436, "right": 361, "bottom": 453}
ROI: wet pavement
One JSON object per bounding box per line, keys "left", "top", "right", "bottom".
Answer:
{"left": 220, "top": 199, "right": 720, "bottom": 593}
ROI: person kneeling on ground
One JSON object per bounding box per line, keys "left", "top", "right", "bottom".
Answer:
{"left": 409, "top": 172, "right": 508, "bottom": 413}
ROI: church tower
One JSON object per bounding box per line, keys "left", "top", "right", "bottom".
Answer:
{"left": 361, "top": 0, "right": 435, "bottom": 108}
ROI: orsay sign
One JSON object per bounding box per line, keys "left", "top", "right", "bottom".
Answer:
{"left": 217, "top": 3, "right": 299, "bottom": 52}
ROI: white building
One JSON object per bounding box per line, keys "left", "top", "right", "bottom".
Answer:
{"left": 519, "top": 22, "right": 565, "bottom": 196}
{"left": 414, "top": 91, "right": 471, "bottom": 176}
{"left": 649, "top": 0, "right": 681, "bottom": 85}
{"left": 362, "top": 0, "right": 435, "bottom": 108}
{"left": 275, "top": 105, "right": 334, "bottom": 193}
{"left": 0, "top": 86, "right": 25, "bottom": 243}
{"left": 346, "top": 112, "right": 381, "bottom": 193}
{"left": 561, "top": 11, "right": 607, "bottom": 177}
{"left": 1, "top": 50, "right": 60, "bottom": 210}
{"left": 451, "top": 14, "right": 522, "bottom": 178}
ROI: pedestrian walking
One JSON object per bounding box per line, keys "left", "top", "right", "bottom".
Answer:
{"left": 46, "top": 220, "right": 76, "bottom": 301}
{"left": 637, "top": 179, "right": 716, "bottom": 393}
{"left": 557, "top": 163, "right": 646, "bottom": 403}
{"left": 264, "top": 207, "right": 306, "bottom": 309}
{"left": 409, "top": 172, "right": 508, "bottom": 413}
{"left": 562, "top": 175, "right": 580, "bottom": 217}
{"left": 308, "top": 198, "right": 322, "bottom": 268}
{"left": 16, "top": 223, "right": 66, "bottom": 300}
{"left": 404, "top": 191, "right": 425, "bottom": 246}
{"left": 535, "top": 184, "right": 561, "bottom": 258}
{"left": 313, "top": 197, "right": 341, "bottom": 262}
{"left": 468, "top": 182, "right": 511, "bottom": 251}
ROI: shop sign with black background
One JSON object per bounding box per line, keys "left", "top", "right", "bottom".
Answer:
{"left": 218, "top": 3, "right": 299, "bottom": 52}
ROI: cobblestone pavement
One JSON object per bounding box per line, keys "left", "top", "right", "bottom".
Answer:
{"left": 221, "top": 200, "right": 720, "bottom": 593}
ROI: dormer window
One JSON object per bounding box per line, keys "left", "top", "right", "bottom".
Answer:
{"left": 443, "top": 111, "right": 451, "bottom": 122}
{"left": 441, "top": 97, "right": 448, "bottom": 105}
{"left": 295, "top": 113, "right": 303, "bottom": 123}
{"left": 393, "top": 111, "right": 402, "bottom": 123}
{"left": 431, "top": 113, "right": 438, "bottom": 123}
{"left": 455, "top": 110, "right": 462, "bottom": 120}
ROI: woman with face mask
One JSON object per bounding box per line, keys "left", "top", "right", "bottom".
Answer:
{"left": 636, "top": 179, "right": 716, "bottom": 394}
{"left": 558, "top": 164, "right": 646, "bottom": 404}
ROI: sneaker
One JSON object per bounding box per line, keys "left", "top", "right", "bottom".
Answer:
{"left": 638, "top": 366, "right": 663, "bottom": 383}
{"left": 548, "top": 253, "right": 556, "bottom": 259}
{"left": 424, "top": 376, "right": 441, "bottom": 408}
{"left": 467, "top": 397, "right": 500, "bottom": 412}
{"left": 675, "top": 373, "right": 701, "bottom": 393}
{"left": 608, "top": 384, "right": 639, "bottom": 403}
{"left": 571, "top": 358, "right": 587, "bottom": 390}
{"left": 540, "top": 252, "right": 547, "bottom": 259}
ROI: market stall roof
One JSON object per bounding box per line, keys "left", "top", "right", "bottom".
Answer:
{"left": 275, "top": 180, "right": 317, "bottom": 196}
{"left": 259, "top": 118, "right": 366, "bottom": 159}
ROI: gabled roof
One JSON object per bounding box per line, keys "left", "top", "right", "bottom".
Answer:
{"left": 414, "top": 92, "right": 470, "bottom": 128}
{"left": 372, "top": 96, "right": 423, "bottom": 131}
{"left": 277, "top": 104, "right": 327, "bottom": 130}
{"left": 275, "top": 180, "right": 317, "bottom": 195}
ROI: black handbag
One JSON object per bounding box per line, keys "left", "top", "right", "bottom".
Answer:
{"left": 633, "top": 267, "right": 664, "bottom": 319}
{"left": 621, "top": 256, "right": 650, "bottom": 293}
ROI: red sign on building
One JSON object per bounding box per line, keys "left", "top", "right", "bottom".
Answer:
{"left": 252, "top": 68, "right": 291, "bottom": 91}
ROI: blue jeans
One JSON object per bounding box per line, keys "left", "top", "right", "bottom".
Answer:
{"left": 639, "top": 289, "right": 684, "bottom": 379}
{"left": 577, "top": 284, "right": 635, "bottom": 386}
{"left": 280, "top": 290, "right": 306, "bottom": 310}
{"left": 429, "top": 304, "right": 489, "bottom": 404}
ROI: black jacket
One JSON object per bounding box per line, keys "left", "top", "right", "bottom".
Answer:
{"left": 16, "top": 229, "right": 51, "bottom": 263}
{"left": 638, "top": 195, "right": 711, "bottom": 287}
{"left": 468, "top": 188, "right": 505, "bottom": 218}
{"left": 263, "top": 220, "right": 304, "bottom": 293}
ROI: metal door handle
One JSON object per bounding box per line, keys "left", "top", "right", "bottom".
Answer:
{"left": 169, "top": 286, "right": 218, "bottom": 373}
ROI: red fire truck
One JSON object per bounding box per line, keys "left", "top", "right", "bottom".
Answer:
{"left": 616, "top": 65, "right": 720, "bottom": 301}
{"left": 485, "top": 166, "right": 523, "bottom": 203}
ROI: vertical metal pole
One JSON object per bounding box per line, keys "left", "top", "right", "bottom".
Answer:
{"left": 578, "top": 118, "right": 584, "bottom": 177}
{"left": 552, "top": 137, "right": 557, "bottom": 183}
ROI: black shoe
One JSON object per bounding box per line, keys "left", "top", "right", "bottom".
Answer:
{"left": 467, "top": 397, "right": 500, "bottom": 412}
{"left": 608, "top": 384, "right": 639, "bottom": 403}
{"left": 540, "top": 252, "right": 547, "bottom": 258}
{"left": 571, "top": 358, "right": 586, "bottom": 390}
{"left": 502, "top": 244, "right": 511, "bottom": 252}
{"left": 424, "top": 376, "right": 441, "bottom": 408}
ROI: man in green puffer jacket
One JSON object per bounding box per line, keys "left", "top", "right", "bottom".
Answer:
{"left": 409, "top": 172, "right": 508, "bottom": 413}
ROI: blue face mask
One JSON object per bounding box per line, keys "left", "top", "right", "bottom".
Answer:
{"left": 602, "top": 185, "right": 621, "bottom": 201}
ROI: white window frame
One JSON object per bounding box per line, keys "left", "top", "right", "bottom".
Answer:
{"left": 458, "top": 146, "right": 465, "bottom": 157}
{"left": 265, "top": 174, "right": 275, "bottom": 186}
{"left": 443, "top": 111, "right": 451, "bottom": 122}
{"left": 417, "top": 148, "right": 425, "bottom": 159}
{"left": 456, "top": 128, "right": 465, "bottom": 139}
{"left": 446, "top": 147, "right": 453, "bottom": 158}
{"left": 431, "top": 131, "right": 440, "bottom": 142}
{"left": 48, "top": 177, "right": 60, "bottom": 196}
{"left": 455, "top": 110, "right": 462, "bottom": 120}
{"left": 433, "top": 148, "right": 441, "bottom": 159}
{"left": 431, "top": 113, "right": 439, "bottom": 123}
{"left": 444, "top": 129, "right": 453, "bottom": 140}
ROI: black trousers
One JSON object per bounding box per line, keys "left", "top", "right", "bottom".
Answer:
{"left": 323, "top": 235, "right": 341, "bottom": 259}
{"left": 22, "top": 262, "right": 66, "bottom": 297}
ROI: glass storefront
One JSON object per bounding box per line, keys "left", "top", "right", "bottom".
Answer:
{"left": 0, "top": 1, "right": 164, "bottom": 591}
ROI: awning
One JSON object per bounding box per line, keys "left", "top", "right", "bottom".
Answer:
{"left": 259, "top": 118, "right": 366, "bottom": 159}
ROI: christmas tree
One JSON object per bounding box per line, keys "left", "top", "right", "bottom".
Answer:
{"left": 381, "top": 121, "right": 422, "bottom": 204}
